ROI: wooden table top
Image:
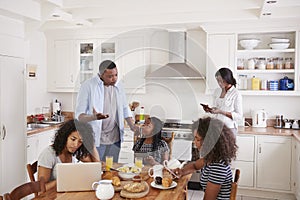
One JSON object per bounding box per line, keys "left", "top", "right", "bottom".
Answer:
{"left": 32, "top": 164, "right": 192, "bottom": 200}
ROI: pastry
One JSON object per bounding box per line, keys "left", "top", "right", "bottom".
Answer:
{"left": 162, "top": 177, "right": 172, "bottom": 188}
{"left": 111, "top": 176, "right": 121, "bottom": 186}
{"left": 123, "top": 182, "right": 146, "bottom": 193}
{"left": 102, "top": 171, "right": 113, "bottom": 180}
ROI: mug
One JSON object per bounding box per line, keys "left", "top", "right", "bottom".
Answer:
{"left": 163, "top": 159, "right": 181, "bottom": 169}
{"left": 148, "top": 164, "right": 163, "bottom": 178}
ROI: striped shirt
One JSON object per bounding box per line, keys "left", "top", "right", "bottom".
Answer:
{"left": 200, "top": 161, "right": 232, "bottom": 199}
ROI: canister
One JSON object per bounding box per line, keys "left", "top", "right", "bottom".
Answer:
{"left": 251, "top": 77, "right": 260, "bottom": 90}
{"left": 261, "top": 80, "right": 268, "bottom": 90}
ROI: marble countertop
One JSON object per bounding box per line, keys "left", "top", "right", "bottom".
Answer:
{"left": 238, "top": 126, "right": 300, "bottom": 142}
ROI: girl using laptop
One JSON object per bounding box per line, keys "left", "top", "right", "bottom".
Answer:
{"left": 38, "top": 119, "right": 100, "bottom": 190}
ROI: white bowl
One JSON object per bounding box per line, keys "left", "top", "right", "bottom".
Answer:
{"left": 239, "top": 39, "right": 260, "bottom": 50}
{"left": 269, "top": 43, "right": 290, "bottom": 50}
{"left": 271, "top": 38, "right": 289, "bottom": 43}
{"left": 117, "top": 165, "right": 141, "bottom": 180}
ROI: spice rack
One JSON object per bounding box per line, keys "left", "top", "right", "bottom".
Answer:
{"left": 235, "top": 31, "right": 297, "bottom": 95}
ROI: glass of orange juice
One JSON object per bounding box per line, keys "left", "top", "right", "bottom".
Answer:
{"left": 105, "top": 156, "right": 113, "bottom": 171}
{"left": 135, "top": 157, "right": 143, "bottom": 168}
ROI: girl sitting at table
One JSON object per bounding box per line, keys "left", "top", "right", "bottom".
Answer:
{"left": 132, "top": 116, "right": 170, "bottom": 166}
{"left": 38, "top": 119, "right": 100, "bottom": 190}
{"left": 174, "top": 117, "right": 238, "bottom": 199}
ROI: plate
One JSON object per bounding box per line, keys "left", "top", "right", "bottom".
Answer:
{"left": 150, "top": 181, "right": 177, "bottom": 190}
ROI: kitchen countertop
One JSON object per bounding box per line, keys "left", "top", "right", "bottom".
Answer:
{"left": 238, "top": 126, "right": 300, "bottom": 142}
{"left": 27, "top": 124, "right": 62, "bottom": 136}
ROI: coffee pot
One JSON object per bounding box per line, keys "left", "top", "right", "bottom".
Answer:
{"left": 252, "top": 109, "right": 267, "bottom": 127}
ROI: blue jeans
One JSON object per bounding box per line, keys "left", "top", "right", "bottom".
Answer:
{"left": 97, "top": 141, "right": 121, "bottom": 162}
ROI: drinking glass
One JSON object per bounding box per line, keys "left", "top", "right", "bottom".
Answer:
{"left": 105, "top": 156, "right": 113, "bottom": 171}
{"left": 135, "top": 157, "right": 143, "bottom": 168}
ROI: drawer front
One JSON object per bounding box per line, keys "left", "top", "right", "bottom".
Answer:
{"left": 231, "top": 161, "right": 254, "bottom": 188}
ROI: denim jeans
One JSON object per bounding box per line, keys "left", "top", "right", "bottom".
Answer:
{"left": 97, "top": 140, "right": 121, "bottom": 162}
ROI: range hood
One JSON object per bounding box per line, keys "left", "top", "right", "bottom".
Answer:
{"left": 146, "top": 31, "right": 205, "bottom": 80}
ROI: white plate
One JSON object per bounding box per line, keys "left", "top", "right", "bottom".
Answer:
{"left": 150, "top": 181, "right": 177, "bottom": 190}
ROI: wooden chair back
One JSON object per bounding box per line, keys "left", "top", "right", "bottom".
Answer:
{"left": 230, "top": 168, "right": 241, "bottom": 200}
{"left": 3, "top": 178, "right": 45, "bottom": 200}
{"left": 26, "top": 161, "right": 39, "bottom": 197}
{"left": 0, "top": 195, "right": 3, "bottom": 200}
{"left": 162, "top": 132, "right": 175, "bottom": 159}
{"left": 26, "top": 161, "right": 38, "bottom": 182}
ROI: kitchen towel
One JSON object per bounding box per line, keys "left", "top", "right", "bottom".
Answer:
{"left": 171, "top": 139, "right": 192, "bottom": 161}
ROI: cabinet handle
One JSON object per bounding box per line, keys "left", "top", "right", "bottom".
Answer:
{"left": 2, "top": 125, "right": 6, "bottom": 140}
{"left": 258, "top": 144, "right": 261, "bottom": 153}
{"left": 70, "top": 75, "right": 73, "bottom": 83}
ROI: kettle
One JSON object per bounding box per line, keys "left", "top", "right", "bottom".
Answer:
{"left": 252, "top": 109, "right": 267, "bottom": 127}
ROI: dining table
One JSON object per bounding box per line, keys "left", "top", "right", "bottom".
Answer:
{"left": 32, "top": 163, "right": 192, "bottom": 200}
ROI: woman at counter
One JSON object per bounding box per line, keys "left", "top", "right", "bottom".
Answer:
{"left": 203, "top": 67, "right": 243, "bottom": 135}
{"left": 174, "top": 117, "right": 238, "bottom": 200}
{"left": 37, "top": 119, "right": 100, "bottom": 190}
{"left": 132, "top": 117, "right": 169, "bottom": 166}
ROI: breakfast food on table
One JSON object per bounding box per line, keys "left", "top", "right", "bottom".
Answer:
{"left": 118, "top": 165, "right": 140, "bottom": 173}
{"left": 102, "top": 171, "right": 113, "bottom": 180}
{"left": 123, "top": 182, "right": 146, "bottom": 193}
{"left": 162, "top": 177, "right": 173, "bottom": 188}
{"left": 155, "top": 176, "right": 162, "bottom": 185}
{"left": 112, "top": 176, "right": 121, "bottom": 186}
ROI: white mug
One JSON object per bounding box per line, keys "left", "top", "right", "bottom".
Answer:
{"left": 148, "top": 164, "right": 163, "bottom": 178}
{"left": 163, "top": 159, "right": 181, "bottom": 169}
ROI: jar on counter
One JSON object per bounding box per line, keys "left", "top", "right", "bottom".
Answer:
{"left": 266, "top": 58, "right": 274, "bottom": 70}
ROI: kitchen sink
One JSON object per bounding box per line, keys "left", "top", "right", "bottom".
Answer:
{"left": 27, "top": 123, "right": 51, "bottom": 131}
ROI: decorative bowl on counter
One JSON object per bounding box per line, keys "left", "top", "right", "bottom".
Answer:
{"left": 239, "top": 39, "right": 260, "bottom": 50}
{"left": 269, "top": 42, "right": 290, "bottom": 50}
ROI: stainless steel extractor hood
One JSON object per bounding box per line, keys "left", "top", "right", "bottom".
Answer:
{"left": 146, "top": 31, "right": 205, "bottom": 80}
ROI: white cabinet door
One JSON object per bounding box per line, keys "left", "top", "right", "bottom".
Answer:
{"left": 0, "top": 56, "right": 26, "bottom": 194}
{"left": 232, "top": 135, "right": 255, "bottom": 187}
{"left": 118, "top": 141, "right": 134, "bottom": 164}
{"left": 117, "top": 35, "right": 146, "bottom": 94}
{"left": 257, "top": 136, "right": 292, "bottom": 191}
{"left": 295, "top": 139, "right": 300, "bottom": 199}
{"left": 206, "top": 34, "right": 235, "bottom": 94}
{"left": 27, "top": 135, "right": 38, "bottom": 165}
{"left": 37, "top": 129, "right": 56, "bottom": 157}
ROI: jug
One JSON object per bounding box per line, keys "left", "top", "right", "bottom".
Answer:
{"left": 252, "top": 109, "right": 267, "bottom": 127}
{"left": 92, "top": 180, "right": 114, "bottom": 200}
{"left": 163, "top": 159, "right": 186, "bottom": 169}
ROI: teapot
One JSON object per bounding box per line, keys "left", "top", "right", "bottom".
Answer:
{"left": 92, "top": 180, "right": 114, "bottom": 200}
{"left": 163, "top": 159, "right": 186, "bottom": 169}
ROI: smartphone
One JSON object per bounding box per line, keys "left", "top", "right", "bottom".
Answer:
{"left": 200, "top": 103, "right": 212, "bottom": 111}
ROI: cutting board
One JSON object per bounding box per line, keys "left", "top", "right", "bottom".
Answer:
{"left": 120, "top": 181, "right": 149, "bottom": 198}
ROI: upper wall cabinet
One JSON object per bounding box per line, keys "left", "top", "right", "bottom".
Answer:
{"left": 206, "top": 34, "right": 235, "bottom": 94}
{"left": 47, "top": 40, "right": 77, "bottom": 92}
{"left": 235, "top": 31, "right": 298, "bottom": 96}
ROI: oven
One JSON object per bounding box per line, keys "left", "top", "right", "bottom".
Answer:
{"left": 161, "top": 119, "right": 202, "bottom": 190}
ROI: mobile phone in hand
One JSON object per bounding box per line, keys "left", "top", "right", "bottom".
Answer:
{"left": 200, "top": 103, "right": 212, "bottom": 111}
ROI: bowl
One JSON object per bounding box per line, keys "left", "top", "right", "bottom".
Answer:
{"left": 269, "top": 43, "right": 290, "bottom": 50}
{"left": 271, "top": 38, "right": 290, "bottom": 43}
{"left": 117, "top": 165, "right": 141, "bottom": 180}
{"left": 239, "top": 39, "right": 260, "bottom": 50}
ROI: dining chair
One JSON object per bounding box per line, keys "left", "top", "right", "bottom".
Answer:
{"left": 230, "top": 168, "right": 241, "bottom": 200}
{"left": 3, "top": 178, "right": 46, "bottom": 200}
{"left": 0, "top": 195, "right": 3, "bottom": 200}
{"left": 26, "top": 160, "right": 39, "bottom": 197}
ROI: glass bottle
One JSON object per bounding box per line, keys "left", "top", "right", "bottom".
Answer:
{"left": 139, "top": 106, "right": 145, "bottom": 124}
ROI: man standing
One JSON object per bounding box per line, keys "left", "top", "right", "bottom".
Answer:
{"left": 75, "top": 60, "right": 136, "bottom": 162}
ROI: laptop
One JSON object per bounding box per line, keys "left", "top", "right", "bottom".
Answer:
{"left": 56, "top": 162, "right": 102, "bottom": 192}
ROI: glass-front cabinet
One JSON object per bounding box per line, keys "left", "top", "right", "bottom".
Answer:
{"left": 235, "top": 31, "right": 298, "bottom": 95}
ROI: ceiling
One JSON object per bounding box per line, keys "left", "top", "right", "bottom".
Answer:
{"left": 8, "top": 0, "right": 300, "bottom": 31}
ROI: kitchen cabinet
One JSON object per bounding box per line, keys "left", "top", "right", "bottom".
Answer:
{"left": 236, "top": 31, "right": 298, "bottom": 96}
{"left": 47, "top": 40, "right": 77, "bottom": 92}
{"left": 231, "top": 135, "right": 255, "bottom": 188}
{"left": 206, "top": 34, "right": 235, "bottom": 94}
{"left": 26, "top": 129, "right": 56, "bottom": 165}
{"left": 77, "top": 40, "right": 98, "bottom": 86}
{"left": 118, "top": 128, "right": 134, "bottom": 164}
{"left": 0, "top": 55, "right": 26, "bottom": 194}
{"left": 257, "top": 135, "right": 292, "bottom": 191}
{"left": 116, "top": 35, "right": 146, "bottom": 94}
{"left": 294, "top": 138, "right": 300, "bottom": 199}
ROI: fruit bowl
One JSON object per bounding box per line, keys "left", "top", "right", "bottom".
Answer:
{"left": 269, "top": 43, "right": 290, "bottom": 50}
{"left": 117, "top": 165, "right": 141, "bottom": 180}
{"left": 239, "top": 39, "right": 260, "bottom": 50}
